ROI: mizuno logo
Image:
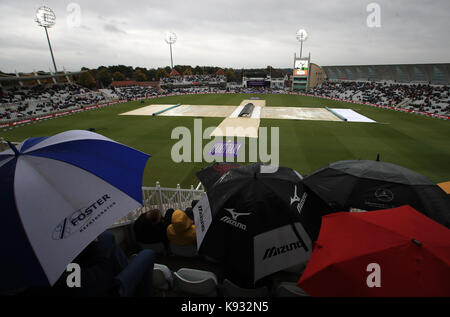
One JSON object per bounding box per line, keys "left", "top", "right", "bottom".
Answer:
{"left": 220, "top": 208, "right": 251, "bottom": 231}
{"left": 290, "top": 185, "right": 301, "bottom": 206}
{"left": 290, "top": 185, "right": 308, "bottom": 215}
{"left": 225, "top": 208, "right": 251, "bottom": 220}
{"left": 262, "top": 241, "right": 307, "bottom": 260}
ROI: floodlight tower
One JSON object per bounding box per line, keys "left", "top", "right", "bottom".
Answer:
{"left": 35, "top": 6, "right": 58, "bottom": 73}
{"left": 165, "top": 31, "right": 177, "bottom": 69}
{"left": 296, "top": 28, "right": 308, "bottom": 58}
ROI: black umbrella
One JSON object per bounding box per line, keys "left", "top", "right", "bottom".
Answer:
{"left": 192, "top": 163, "right": 330, "bottom": 288}
{"left": 196, "top": 162, "right": 241, "bottom": 191}
{"left": 303, "top": 160, "right": 450, "bottom": 229}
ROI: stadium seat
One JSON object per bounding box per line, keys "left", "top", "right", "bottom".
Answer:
{"left": 275, "top": 282, "right": 309, "bottom": 297}
{"left": 222, "top": 279, "right": 270, "bottom": 297}
{"left": 152, "top": 263, "right": 173, "bottom": 297}
{"left": 173, "top": 268, "right": 218, "bottom": 297}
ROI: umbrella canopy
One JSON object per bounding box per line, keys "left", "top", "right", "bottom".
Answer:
{"left": 196, "top": 162, "right": 241, "bottom": 191}
{"left": 0, "top": 130, "right": 150, "bottom": 292}
{"left": 192, "top": 163, "right": 330, "bottom": 288}
{"left": 297, "top": 205, "right": 450, "bottom": 297}
{"left": 303, "top": 160, "right": 450, "bottom": 230}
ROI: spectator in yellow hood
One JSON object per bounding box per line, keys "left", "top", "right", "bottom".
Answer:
{"left": 166, "top": 209, "right": 196, "bottom": 246}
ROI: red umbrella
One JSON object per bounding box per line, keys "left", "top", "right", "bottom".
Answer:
{"left": 297, "top": 205, "right": 450, "bottom": 297}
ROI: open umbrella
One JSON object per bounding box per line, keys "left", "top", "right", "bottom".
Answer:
{"left": 196, "top": 162, "right": 241, "bottom": 191}
{"left": 297, "top": 205, "right": 450, "bottom": 297}
{"left": 192, "top": 163, "right": 330, "bottom": 288}
{"left": 303, "top": 160, "right": 450, "bottom": 230}
{"left": 0, "top": 130, "right": 150, "bottom": 292}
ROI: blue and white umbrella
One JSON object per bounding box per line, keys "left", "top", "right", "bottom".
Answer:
{"left": 0, "top": 130, "right": 150, "bottom": 292}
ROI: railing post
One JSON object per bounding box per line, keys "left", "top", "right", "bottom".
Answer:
{"left": 156, "top": 181, "right": 163, "bottom": 213}
{"left": 177, "top": 184, "right": 182, "bottom": 210}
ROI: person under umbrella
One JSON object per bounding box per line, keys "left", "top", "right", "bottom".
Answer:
{"left": 193, "top": 162, "right": 330, "bottom": 288}
{"left": 196, "top": 162, "right": 241, "bottom": 191}
{"left": 302, "top": 159, "right": 450, "bottom": 241}
{"left": 297, "top": 205, "right": 450, "bottom": 297}
{"left": 0, "top": 130, "right": 150, "bottom": 293}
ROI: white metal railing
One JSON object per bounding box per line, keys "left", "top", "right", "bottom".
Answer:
{"left": 111, "top": 182, "right": 205, "bottom": 228}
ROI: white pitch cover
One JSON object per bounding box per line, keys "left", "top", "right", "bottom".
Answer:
{"left": 253, "top": 222, "right": 312, "bottom": 283}
{"left": 193, "top": 192, "right": 213, "bottom": 250}
{"left": 14, "top": 155, "right": 141, "bottom": 285}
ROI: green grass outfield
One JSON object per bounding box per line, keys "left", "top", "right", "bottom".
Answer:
{"left": 1, "top": 93, "right": 449, "bottom": 187}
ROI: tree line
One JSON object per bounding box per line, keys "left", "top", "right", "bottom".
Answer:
{"left": 75, "top": 65, "right": 289, "bottom": 89}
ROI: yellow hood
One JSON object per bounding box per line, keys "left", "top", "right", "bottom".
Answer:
{"left": 167, "top": 210, "right": 196, "bottom": 246}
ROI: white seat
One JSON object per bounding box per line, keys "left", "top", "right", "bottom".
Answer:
{"left": 152, "top": 263, "right": 173, "bottom": 293}
{"left": 222, "top": 279, "right": 270, "bottom": 297}
{"left": 275, "top": 282, "right": 309, "bottom": 297}
{"left": 173, "top": 268, "right": 218, "bottom": 297}
{"left": 169, "top": 243, "right": 197, "bottom": 257}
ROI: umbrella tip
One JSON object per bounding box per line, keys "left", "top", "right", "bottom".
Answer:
{"left": 376, "top": 153, "right": 380, "bottom": 162}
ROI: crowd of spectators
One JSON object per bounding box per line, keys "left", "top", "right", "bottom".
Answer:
{"left": 161, "top": 74, "right": 226, "bottom": 85}
{"left": 111, "top": 86, "right": 160, "bottom": 101}
{"left": 0, "top": 84, "right": 107, "bottom": 121}
{"left": 309, "top": 80, "right": 450, "bottom": 115}
{"left": 2, "top": 79, "right": 449, "bottom": 123}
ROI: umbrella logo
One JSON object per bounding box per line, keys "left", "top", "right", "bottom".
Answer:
{"left": 220, "top": 208, "right": 251, "bottom": 231}
{"left": 374, "top": 188, "right": 394, "bottom": 202}
{"left": 52, "top": 194, "right": 115, "bottom": 240}
{"left": 290, "top": 185, "right": 307, "bottom": 215}
{"left": 225, "top": 208, "right": 251, "bottom": 220}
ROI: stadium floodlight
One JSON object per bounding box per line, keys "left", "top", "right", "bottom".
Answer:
{"left": 35, "top": 6, "right": 58, "bottom": 73}
{"left": 165, "top": 31, "right": 177, "bottom": 69}
{"left": 296, "top": 28, "right": 308, "bottom": 58}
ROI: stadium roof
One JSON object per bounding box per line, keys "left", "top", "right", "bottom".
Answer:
{"left": 0, "top": 71, "right": 84, "bottom": 82}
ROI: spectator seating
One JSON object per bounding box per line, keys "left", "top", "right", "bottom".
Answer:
{"left": 173, "top": 268, "right": 219, "bottom": 297}
{"left": 152, "top": 263, "right": 173, "bottom": 297}
{"left": 309, "top": 80, "right": 450, "bottom": 116}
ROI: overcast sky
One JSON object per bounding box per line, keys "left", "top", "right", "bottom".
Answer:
{"left": 0, "top": 0, "right": 449, "bottom": 73}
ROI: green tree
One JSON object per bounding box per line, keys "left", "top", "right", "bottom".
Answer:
{"left": 193, "top": 66, "right": 203, "bottom": 75}
{"left": 156, "top": 68, "right": 169, "bottom": 80}
{"left": 147, "top": 69, "right": 157, "bottom": 81}
{"left": 77, "top": 71, "right": 96, "bottom": 89}
{"left": 134, "top": 69, "right": 147, "bottom": 81}
{"left": 108, "top": 65, "right": 134, "bottom": 79}
{"left": 96, "top": 68, "right": 112, "bottom": 87}
{"left": 112, "top": 71, "right": 126, "bottom": 81}
{"left": 183, "top": 67, "right": 193, "bottom": 76}
{"left": 224, "top": 68, "right": 236, "bottom": 82}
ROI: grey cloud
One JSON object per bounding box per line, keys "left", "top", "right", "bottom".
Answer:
{"left": 0, "top": 0, "right": 449, "bottom": 72}
{"left": 104, "top": 24, "right": 127, "bottom": 34}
